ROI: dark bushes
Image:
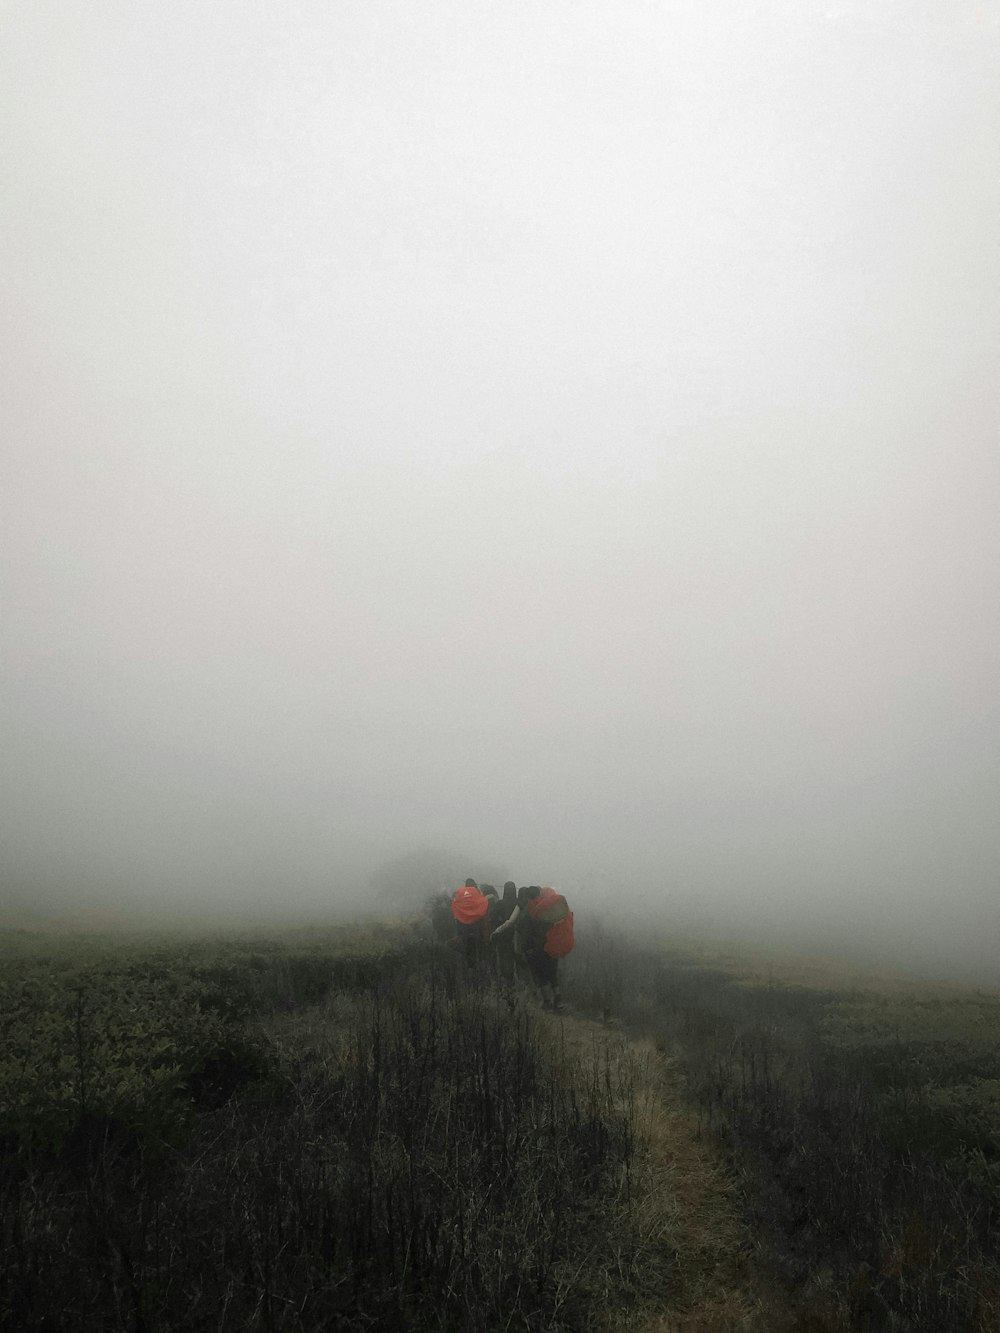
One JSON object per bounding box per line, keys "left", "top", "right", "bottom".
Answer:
{"left": 566, "top": 932, "right": 1000, "bottom": 1332}
{"left": 1, "top": 943, "right": 639, "bottom": 1331}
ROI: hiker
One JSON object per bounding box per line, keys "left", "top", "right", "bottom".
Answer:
{"left": 478, "top": 885, "right": 500, "bottom": 969}
{"left": 450, "top": 878, "right": 490, "bottom": 969}
{"left": 480, "top": 884, "right": 499, "bottom": 921}
{"left": 492, "top": 885, "right": 574, "bottom": 1011}
{"left": 492, "top": 882, "right": 519, "bottom": 983}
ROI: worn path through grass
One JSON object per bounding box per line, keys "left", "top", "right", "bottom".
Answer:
{"left": 542, "top": 1011, "right": 803, "bottom": 1333}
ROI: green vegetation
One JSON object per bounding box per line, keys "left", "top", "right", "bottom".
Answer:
{"left": 568, "top": 927, "right": 1000, "bottom": 1330}
{"left": 0, "top": 925, "right": 401, "bottom": 1155}
{"left": 4, "top": 921, "right": 1000, "bottom": 1330}
{"left": 0, "top": 927, "right": 658, "bottom": 1331}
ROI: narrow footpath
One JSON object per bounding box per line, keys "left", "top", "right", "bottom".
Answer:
{"left": 546, "top": 1012, "right": 803, "bottom": 1333}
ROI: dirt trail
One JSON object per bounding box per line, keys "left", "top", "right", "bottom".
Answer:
{"left": 547, "top": 1011, "right": 801, "bottom": 1333}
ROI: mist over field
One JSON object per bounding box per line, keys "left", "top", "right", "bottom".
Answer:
{"left": 2, "top": 3, "right": 997, "bottom": 979}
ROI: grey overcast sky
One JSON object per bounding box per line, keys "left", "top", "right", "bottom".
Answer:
{"left": 2, "top": 3, "right": 998, "bottom": 960}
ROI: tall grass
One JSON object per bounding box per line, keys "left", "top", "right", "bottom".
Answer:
{"left": 567, "top": 930, "right": 1000, "bottom": 1332}
{"left": 1, "top": 941, "right": 645, "bottom": 1331}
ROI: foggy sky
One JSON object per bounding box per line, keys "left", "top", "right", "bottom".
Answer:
{"left": 2, "top": 3, "right": 998, "bottom": 966}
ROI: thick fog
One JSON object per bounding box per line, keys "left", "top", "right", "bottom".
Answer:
{"left": 2, "top": 3, "right": 997, "bottom": 973}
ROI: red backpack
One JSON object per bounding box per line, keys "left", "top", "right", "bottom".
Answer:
{"left": 451, "top": 884, "right": 488, "bottom": 926}
{"left": 526, "top": 887, "right": 576, "bottom": 958}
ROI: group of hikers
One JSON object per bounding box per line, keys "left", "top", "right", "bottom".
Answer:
{"left": 433, "top": 879, "right": 575, "bottom": 1013}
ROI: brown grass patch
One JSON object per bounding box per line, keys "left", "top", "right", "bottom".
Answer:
{"left": 542, "top": 1014, "right": 808, "bottom": 1332}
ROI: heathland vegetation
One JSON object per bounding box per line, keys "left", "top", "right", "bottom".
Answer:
{"left": 2, "top": 917, "right": 999, "bottom": 1329}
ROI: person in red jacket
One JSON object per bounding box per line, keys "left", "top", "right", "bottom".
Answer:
{"left": 492, "top": 885, "right": 571, "bottom": 1011}
{"left": 450, "top": 878, "right": 489, "bottom": 969}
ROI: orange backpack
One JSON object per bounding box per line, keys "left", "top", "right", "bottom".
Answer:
{"left": 526, "top": 887, "right": 576, "bottom": 958}
{"left": 544, "top": 910, "right": 575, "bottom": 957}
{"left": 451, "top": 884, "right": 489, "bottom": 926}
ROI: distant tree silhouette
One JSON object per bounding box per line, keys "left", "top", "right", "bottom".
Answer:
{"left": 367, "top": 847, "right": 508, "bottom": 913}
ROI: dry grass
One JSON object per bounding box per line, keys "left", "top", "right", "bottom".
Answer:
{"left": 571, "top": 932, "right": 1000, "bottom": 1331}
{"left": 541, "top": 1014, "right": 803, "bottom": 1332}
{"left": 642, "top": 930, "right": 1000, "bottom": 1002}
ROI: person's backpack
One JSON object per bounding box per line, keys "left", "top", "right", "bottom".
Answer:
{"left": 451, "top": 884, "right": 489, "bottom": 926}
{"left": 543, "top": 908, "right": 575, "bottom": 957}
{"left": 526, "top": 887, "right": 576, "bottom": 958}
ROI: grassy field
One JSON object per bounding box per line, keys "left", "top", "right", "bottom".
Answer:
{"left": 2, "top": 918, "right": 999, "bottom": 1329}
{"left": 568, "top": 925, "right": 1000, "bottom": 1330}
{"left": 0, "top": 923, "right": 687, "bottom": 1330}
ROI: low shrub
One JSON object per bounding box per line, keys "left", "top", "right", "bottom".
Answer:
{"left": 1, "top": 938, "right": 644, "bottom": 1331}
